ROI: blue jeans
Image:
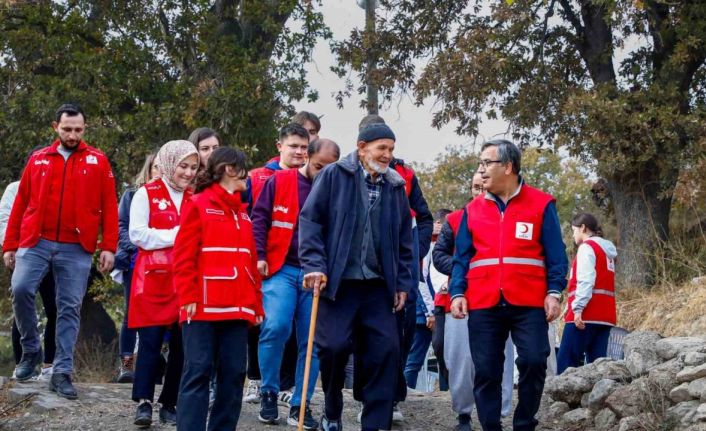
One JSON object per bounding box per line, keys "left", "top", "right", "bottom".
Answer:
{"left": 11, "top": 239, "right": 92, "bottom": 375}
{"left": 557, "top": 323, "right": 611, "bottom": 374}
{"left": 404, "top": 324, "right": 432, "bottom": 388}
{"left": 258, "top": 264, "right": 319, "bottom": 406}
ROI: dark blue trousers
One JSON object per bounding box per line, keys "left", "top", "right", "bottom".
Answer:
{"left": 177, "top": 320, "right": 248, "bottom": 431}
{"left": 132, "top": 323, "right": 183, "bottom": 408}
{"left": 469, "top": 306, "right": 549, "bottom": 431}
{"left": 119, "top": 268, "right": 137, "bottom": 358}
{"left": 316, "top": 280, "right": 400, "bottom": 431}
{"left": 395, "top": 299, "right": 416, "bottom": 401}
{"left": 557, "top": 323, "right": 611, "bottom": 374}
{"left": 404, "top": 324, "right": 433, "bottom": 388}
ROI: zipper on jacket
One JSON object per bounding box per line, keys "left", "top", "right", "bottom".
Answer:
{"left": 55, "top": 154, "right": 72, "bottom": 241}
{"left": 498, "top": 209, "right": 505, "bottom": 299}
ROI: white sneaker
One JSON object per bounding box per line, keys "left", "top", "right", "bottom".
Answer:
{"left": 392, "top": 403, "right": 404, "bottom": 423}
{"left": 278, "top": 390, "right": 293, "bottom": 407}
{"left": 244, "top": 379, "right": 261, "bottom": 404}
{"left": 34, "top": 366, "right": 53, "bottom": 382}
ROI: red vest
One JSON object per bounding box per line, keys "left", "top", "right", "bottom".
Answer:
{"left": 433, "top": 209, "right": 464, "bottom": 312}
{"left": 128, "top": 179, "right": 191, "bottom": 328}
{"left": 249, "top": 166, "right": 276, "bottom": 205}
{"left": 394, "top": 164, "right": 417, "bottom": 218}
{"left": 265, "top": 169, "right": 300, "bottom": 275}
{"left": 464, "top": 185, "right": 555, "bottom": 310}
{"left": 565, "top": 239, "right": 617, "bottom": 326}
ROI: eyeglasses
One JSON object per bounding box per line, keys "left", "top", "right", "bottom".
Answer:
{"left": 478, "top": 159, "right": 504, "bottom": 169}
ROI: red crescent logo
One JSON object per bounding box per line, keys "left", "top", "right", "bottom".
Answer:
{"left": 520, "top": 223, "right": 529, "bottom": 233}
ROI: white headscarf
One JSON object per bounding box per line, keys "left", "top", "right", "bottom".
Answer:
{"left": 156, "top": 140, "right": 199, "bottom": 191}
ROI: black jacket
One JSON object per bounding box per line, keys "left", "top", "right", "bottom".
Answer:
{"left": 432, "top": 221, "right": 455, "bottom": 277}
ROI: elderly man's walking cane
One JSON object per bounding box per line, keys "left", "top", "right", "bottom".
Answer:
{"left": 298, "top": 280, "right": 322, "bottom": 431}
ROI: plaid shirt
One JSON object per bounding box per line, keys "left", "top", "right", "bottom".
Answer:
{"left": 361, "top": 163, "right": 385, "bottom": 206}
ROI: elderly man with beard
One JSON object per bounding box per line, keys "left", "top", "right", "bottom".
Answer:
{"left": 299, "top": 124, "right": 416, "bottom": 431}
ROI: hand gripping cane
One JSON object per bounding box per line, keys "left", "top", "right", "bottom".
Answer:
{"left": 298, "top": 275, "right": 325, "bottom": 431}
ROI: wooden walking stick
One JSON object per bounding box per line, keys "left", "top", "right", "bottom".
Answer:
{"left": 298, "top": 275, "right": 324, "bottom": 431}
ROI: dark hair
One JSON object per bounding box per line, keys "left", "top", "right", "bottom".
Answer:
{"left": 279, "top": 123, "right": 309, "bottom": 142}
{"left": 55, "top": 103, "right": 85, "bottom": 123}
{"left": 195, "top": 147, "right": 248, "bottom": 193}
{"left": 571, "top": 213, "right": 604, "bottom": 237}
{"left": 188, "top": 127, "right": 221, "bottom": 149}
{"left": 292, "top": 111, "right": 321, "bottom": 133}
{"left": 358, "top": 114, "right": 386, "bottom": 131}
{"left": 434, "top": 209, "right": 453, "bottom": 221}
{"left": 307, "top": 138, "right": 341, "bottom": 159}
{"left": 481, "top": 139, "right": 522, "bottom": 174}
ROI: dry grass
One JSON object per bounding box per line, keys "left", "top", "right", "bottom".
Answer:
{"left": 73, "top": 337, "right": 118, "bottom": 383}
{"left": 616, "top": 277, "right": 706, "bottom": 337}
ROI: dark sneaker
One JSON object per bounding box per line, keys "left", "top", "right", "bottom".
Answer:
{"left": 320, "top": 415, "right": 342, "bottom": 431}
{"left": 49, "top": 373, "right": 78, "bottom": 400}
{"left": 258, "top": 391, "right": 279, "bottom": 423}
{"left": 287, "top": 405, "right": 319, "bottom": 430}
{"left": 14, "top": 349, "right": 42, "bottom": 382}
{"left": 134, "top": 401, "right": 152, "bottom": 428}
{"left": 116, "top": 356, "right": 135, "bottom": 383}
{"left": 455, "top": 413, "right": 472, "bottom": 431}
{"left": 159, "top": 405, "right": 177, "bottom": 425}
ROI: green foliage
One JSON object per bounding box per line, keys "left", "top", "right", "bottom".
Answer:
{"left": 0, "top": 0, "right": 331, "bottom": 187}
{"left": 412, "top": 146, "right": 479, "bottom": 211}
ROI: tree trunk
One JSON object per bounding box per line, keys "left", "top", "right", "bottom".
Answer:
{"left": 606, "top": 166, "right": 675, "bottom": 287}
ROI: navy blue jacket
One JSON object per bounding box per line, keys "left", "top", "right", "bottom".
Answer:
{"left": 115, "top": 187, "right": 137, "bottom": 271}
{"left": 298, "top": 151, "right": 416, "bottom": 301}
{"left": 449, "top": 183, "right": 568, "bottom": 301}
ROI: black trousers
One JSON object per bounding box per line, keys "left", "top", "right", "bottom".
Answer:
{"left": 132, "top": 323, "right": 183, "bottom": 408}
{"left": 394, "top": 298, "right": 416, "bottom": 401}
{"left": 316, "top": 280, "right": 400, "bottom": 431}
{"left": 246, "top": 325, "right": 261, "bottom": 380}
{"left": 12, "top": 271, "right": 56, "bottom": 364}
{"left": 469, "top": 306, "right": 550, "bottom": 431}
{"left": 177, "top": 320, "right": 248, "bottom": 431}
{"left": 431, "top": 306, "right": 449, "bottom": 389}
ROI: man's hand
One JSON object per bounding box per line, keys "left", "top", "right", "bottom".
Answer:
{"left": 182, "top": 303, "right": 197, "bottom": 323}
{"left": 255, "top": 315, "right": 264, "bottom": 325}
{"left": 451, "top": 297, "right": 468, "bottom": 319}
{"left": 544, "top": 295, "right": 561, "bottom": 322}
{"left": 573, "top": 311, "right": 585, "bottom": 330}
{"left": 3, "top": 251, "right": 16, "bottom": 270}
{"left": 257, "top": 260, "right": 269, "bottom": 278}
{"left": 303, "top": 272, "right": 327, "bottom": 296}
{"left": 98, "top": 251, "right": 115, "bottom": 273}
{"left": 426, "top": 314, "right": 436, "bottom": 330}
{"left": 394, "top": 291, "right": 407, "bottom": 312}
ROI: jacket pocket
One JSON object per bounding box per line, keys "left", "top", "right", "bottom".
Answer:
{"left": 143, "top": 263, "right": 174, "bottom": 299}
{"left": 203, "top": 264, "right": 257, "bottom": 308}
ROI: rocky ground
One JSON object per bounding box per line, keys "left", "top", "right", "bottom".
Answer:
{"left": 0, "top": 379, "right": 542, "bottom": 431}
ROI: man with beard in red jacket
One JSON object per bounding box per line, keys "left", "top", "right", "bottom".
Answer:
{"left": 2, "top": 104, "right": 118, "bottom": 399}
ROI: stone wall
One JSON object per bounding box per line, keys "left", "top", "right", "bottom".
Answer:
{"left": 541, "top": 332, "right": 706, "bottom": 431}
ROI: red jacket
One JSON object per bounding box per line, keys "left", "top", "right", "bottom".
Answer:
{"left": 3, "top": 140, "right": 118, "bottom": 254}
{"left": 464, "top": 186, "right": 555, "bottom": 310}
{"left": 128, "top": 180, "right": 189, "bottom": 328}
{"left": 565, "top": 239, "right": 617, "bottom": 326}
{"left": 394, "top": 164, "right": 417, "bottom": 218}
{"left": 173, "top": 183, "right": 264, "bottom": 324}
{"left": 265, "top": 169, "right": 299, "bottom": 275}
{"left": 434, "top": 209, "right": 464, "bottom": 312}
{"left": 249, "top": 166, "right": 276, "bottom": 205}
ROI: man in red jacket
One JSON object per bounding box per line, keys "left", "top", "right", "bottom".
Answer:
{"left": 2, "top": 104, "right": 118, "bottom": 399}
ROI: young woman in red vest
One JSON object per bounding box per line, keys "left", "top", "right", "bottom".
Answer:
{"left": 173, "top": 147, "right": 264, "bottom": 431}
{"left": 557, "top": 213, "right": 618, "bottom": 374}
{"left": 128, "top": 140, "right": 199, "bottom": 427}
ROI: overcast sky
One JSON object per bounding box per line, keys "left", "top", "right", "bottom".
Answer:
{"left": 291, "top": 0, "right": 510, "bottom": 165}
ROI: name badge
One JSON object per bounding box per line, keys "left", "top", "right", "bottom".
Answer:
{"left": 515, "top": 222, "right": 534, "bottom": 240}
{"left": 607, "top": 258, "right": 615, "bottom": 272}
{"left": 86, "top": 155, "right": 98, "bottom": 165}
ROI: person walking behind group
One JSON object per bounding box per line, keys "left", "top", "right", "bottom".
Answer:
{"left": 299, "top": 123, "right": 416, "bottom": 431}
{"left": 128, "top": 140, "right": 198, "bottom": 427}
{"left": 433, "top": 172, "right": 513, "bottom": 431}
{"left": 188, "top": 127, "right": 221, "bottom": 183}
{"left": 173, "top": 147, "right": 264, "bottom": 431}
{"left": 557, "top": 213, "right": 617, "bottom": 374}
{"left": 2, "top": 104, "right": 118, "bottom": 399}
{"left": 0, "top": 147, "right": 57, "bottom": 382}
{"left": 293, "top": 111, "right": 321, "bottom": 142}
{"left": 450, "top": 139, "right": 568, "bottom": 431}
{"left": 244, "top": 123, "right": 311, "bottom": 404}
{"left": 254, "top": 138, "right": 340, "bottom": 429}
{"left": 113, "top": 152, "right": 159, "bottom": 383}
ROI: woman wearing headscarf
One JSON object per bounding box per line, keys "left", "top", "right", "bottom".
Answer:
{"left": 173, "top": 147, "right": 263, "bottom": 430}
{"left": 128, "top": 140, "right": 199, "bottom": 427}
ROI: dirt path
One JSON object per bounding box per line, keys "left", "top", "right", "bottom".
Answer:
{"left": 0, "top": 380, "right": 559, "bottom": 430}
